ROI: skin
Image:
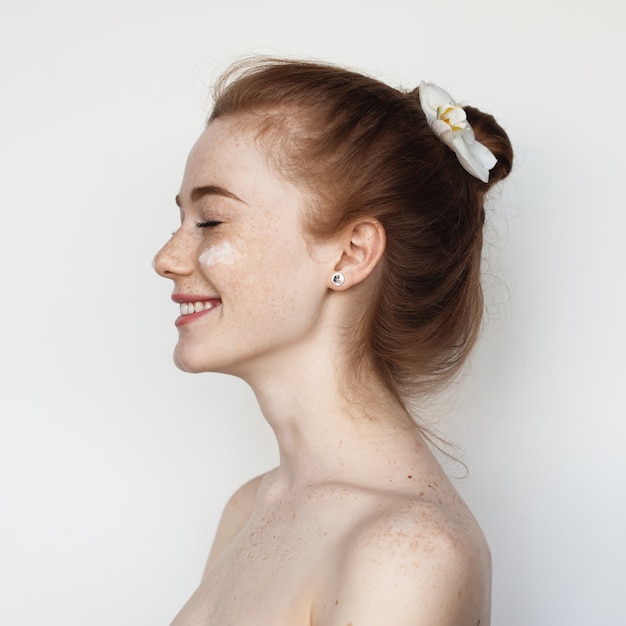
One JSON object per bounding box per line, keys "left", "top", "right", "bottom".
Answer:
{"left": 154, "top": 117, "right": 491, "bottom": 626}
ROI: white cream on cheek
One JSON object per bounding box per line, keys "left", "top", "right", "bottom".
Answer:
{"left": 198, "top": 241, "right": 238, "bottom": 267}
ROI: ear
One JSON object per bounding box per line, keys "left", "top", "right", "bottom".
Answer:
{"left": 332, "top": 218, "right": 386, "bottom": 289}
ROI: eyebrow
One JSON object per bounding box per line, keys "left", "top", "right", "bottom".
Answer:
{"left": 175, "top": 185, "right": 247, "bottom": 207}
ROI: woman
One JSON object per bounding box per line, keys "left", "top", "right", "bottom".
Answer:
{"left": 154, "top": 58, "right": 513, "bottom": 626}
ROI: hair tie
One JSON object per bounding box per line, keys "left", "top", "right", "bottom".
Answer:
{"left": 419, "top": 81, "right": 497, "bottom": 183}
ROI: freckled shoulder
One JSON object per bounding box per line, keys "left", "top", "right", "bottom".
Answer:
{"left": 201, "top": 471, "right": 268, "bottom": 578}
{"left": 315, "top": 499, "right": 491, "bottom": 626}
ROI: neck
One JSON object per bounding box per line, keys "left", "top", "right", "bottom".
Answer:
{"left": 236, "top": 337, "right": 427, "bottom": 492}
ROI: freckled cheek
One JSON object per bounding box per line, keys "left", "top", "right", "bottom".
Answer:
{"left": 197, "top": 241, "right": 238, "bottom": 268}
{"left": 226, "top": 246, "right": 302, "bottom": 325}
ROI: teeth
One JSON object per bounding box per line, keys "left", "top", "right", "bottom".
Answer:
{"left": 179, "top": 301, "right": 215, "bottom": 316}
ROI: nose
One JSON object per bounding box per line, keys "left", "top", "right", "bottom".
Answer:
{"left": 153, "top": 230, "right": 194, "bottom": 279}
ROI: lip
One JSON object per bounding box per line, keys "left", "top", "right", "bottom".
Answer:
{"left": 172, "top": 293, "right": 220, "bottom": 304}
{"left": 172, "top": 293, "right": 222, "bottom": 326}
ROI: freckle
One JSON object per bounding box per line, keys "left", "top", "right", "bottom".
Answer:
{"left": 335, "top": 599, "right": 339, "bottom": 605}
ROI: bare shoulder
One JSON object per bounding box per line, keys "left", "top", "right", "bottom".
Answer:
{"left": 201, "top": 471, "right": 268, "bottom": 578}
{"left": 315, "top": 496, "right": 491, "bottom": 626}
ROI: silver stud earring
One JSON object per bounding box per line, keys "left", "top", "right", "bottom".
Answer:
{"left": 331, "top": 272, "right": 345, "bottom": 287}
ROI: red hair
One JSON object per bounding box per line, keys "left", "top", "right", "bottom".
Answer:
{"left": 209, "top": 59, "right": 513, "bottom": 400}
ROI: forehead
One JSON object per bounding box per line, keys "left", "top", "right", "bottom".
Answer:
{"left": 185, "top": 118, "right": 262, "bottom": 183}
{"left": 180, "top": 117, "right": 314, "bottom": 227}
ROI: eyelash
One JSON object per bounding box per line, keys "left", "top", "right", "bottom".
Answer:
{"left": 196, "top": 220, "right": 222, "bottom": 229}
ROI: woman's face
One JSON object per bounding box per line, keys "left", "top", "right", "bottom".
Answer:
{"left": 154, "top": 117, "right": 333, "bottom": 377}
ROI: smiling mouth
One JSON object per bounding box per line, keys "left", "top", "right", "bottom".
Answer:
{"left": 179, "top": 301, "right": 218, "bottom": 316}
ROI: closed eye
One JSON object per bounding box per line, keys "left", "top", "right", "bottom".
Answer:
{"left": 196, "top": 220, "right": 222, "bottom": 228}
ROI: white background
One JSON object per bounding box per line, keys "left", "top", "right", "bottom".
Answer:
{"left": 1, "top": 1, "right": 624, "bottom": 624}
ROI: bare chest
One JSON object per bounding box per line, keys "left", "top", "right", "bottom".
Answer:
{"left": 170, "top": 511, "right": 341, "bottom": 626}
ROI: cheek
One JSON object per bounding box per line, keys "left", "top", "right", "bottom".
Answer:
{"left": 198, "top": 241, "right": 238, "bottom": 267}
{"left": 229, "top": 238, "right": 312, "bottom": 323}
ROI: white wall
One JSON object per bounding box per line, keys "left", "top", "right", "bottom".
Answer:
{"left": 1, "top": 1, "right": 624, "bottom": 624}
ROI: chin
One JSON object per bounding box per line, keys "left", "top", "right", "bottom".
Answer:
{"left": 173, "top": 345, "right": 234, "bottom": 375}
{"left": 173, "top": 347, "right": 208, "bottom": 373}
{"left": 174, "top": 359, "right": 198, "bottom": 373}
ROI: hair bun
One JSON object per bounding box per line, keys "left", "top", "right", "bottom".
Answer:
{"left": 209, "top": 59, "right": 514, "bottom": 398}
{"left": 464, "top": 105, "right": 513, "bottom": 186}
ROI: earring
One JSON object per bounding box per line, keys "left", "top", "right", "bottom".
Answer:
{"left": 331, "top": 272, "right": 345, "bottom": 287}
